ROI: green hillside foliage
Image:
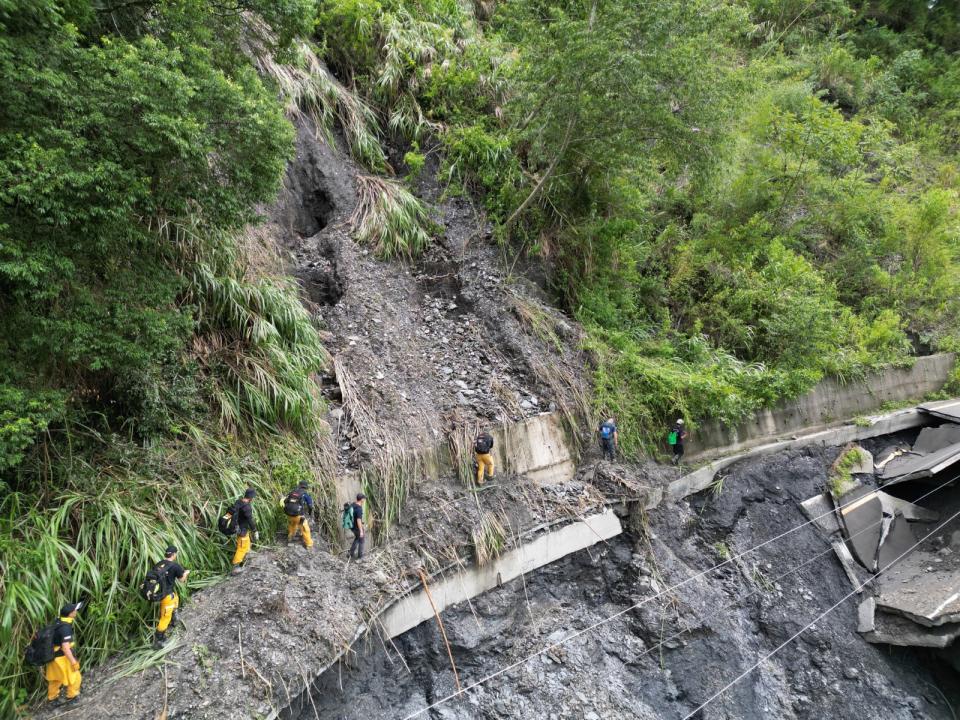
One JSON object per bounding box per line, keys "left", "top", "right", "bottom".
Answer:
{"left": 2, "top": 0, "right": 959, "bottom": 712}
{"left": 310, "top": 0, "right": 959, "bottom": 455}
{"left": 0, "top": 1, "right": 330, "bottom": 712}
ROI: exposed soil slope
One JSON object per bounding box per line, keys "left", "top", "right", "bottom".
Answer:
{"left": 260, "top": 117, "right": 589, "bottom": 466}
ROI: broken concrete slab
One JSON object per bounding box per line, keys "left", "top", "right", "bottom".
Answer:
{"left": 919, "top": 399, "right": 960, "bottom": 424}
{"left": 800, "top": 493, "right": 842, "bottom": 535}
{"left": 880, "top": 423, "right": 960, "bottom": 484}
{"left": 838, "top": 485, "right": 884, "bottom": 571}
{"left": 857, "top": 596, "right": 876, "bottom": 633}
{"left": 876, "top": 513, "right": 917, "bottom": 571}
{"left": 849, "top": 446, "right": 874, "bottom": 475}
{"left": 862, "top": 607, "right": 960, "bottom": 648}
{"left": 877, "top": 492, "right": 939, "bottom": 523}
{"left": 832, "top": 539, "right": 868, "bottom": 590}
{"left": 875, "top": 553, "right": 960, "bottom": 627}
{"left": 913, "top": 424, "right": 960, "bottom": 454}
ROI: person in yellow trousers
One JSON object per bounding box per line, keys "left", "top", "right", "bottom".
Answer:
{"left": 283, "top": 480, "right": 314, "bottom": 548}
{"left": 46, "top": 602, "right": 82, "bottom": 704}
{"left": 232, "top": 488, "right": 258, "bottom": 573}
{"left": 474, "top": 430, "right": 495, "bottom": 485}
{"left": 153, "top": 546, "right": 190, "bottom": 648}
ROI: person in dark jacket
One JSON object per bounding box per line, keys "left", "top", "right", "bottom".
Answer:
{"left": 598, "top": 417, "right": 619, "bottom": 461}
{"left": 669, "top": 419, "right": 688, "bottom": 465}
{"left": 232, "top": 488, "right": 258, "bottom": 572}
{"left": 45, "top": 602, "right": 82, "bottom": 704}
{"left": 349, "top": 493, "right": 366, "bottom": 560}
{"left": 284, "top": 480, "right": 315, "bottom": 549}
{"left": 153, "top": 546, "right": 189, "bottom": 648}
{"left": 474, "top": 431, "right": 494, "bottom": 485}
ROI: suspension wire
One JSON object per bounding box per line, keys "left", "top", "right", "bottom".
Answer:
{"left": 626, "top": 471, "right": 960, "bottom": 674}
{"left": 400, "top": 472, "right": 960, "bottom": 720}
{"left": 682, "top": 501, "right": 960, "bottom": 719}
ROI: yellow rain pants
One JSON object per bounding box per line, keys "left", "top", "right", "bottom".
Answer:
{"left": 157, "top": 591, "right": 179, "bottom": 632}
{"left": 287, "top": 515, "right": 313, "bottom": 548}
{"left": 476, "top": 452, "right": 494, "bottom": 484}
{"left": 46, "top": 653, "right": 81, "bottom": 701}
{"left": 233, "top": 532, "right": 251, "bottom": 565}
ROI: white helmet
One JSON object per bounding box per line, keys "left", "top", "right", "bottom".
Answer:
{"left": 676, "top": 419, "right": 684, "bottom": 425}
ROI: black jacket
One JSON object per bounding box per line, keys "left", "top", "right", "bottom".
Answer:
{"left": 236, "top": 500, "right": 256, "bottom": 535}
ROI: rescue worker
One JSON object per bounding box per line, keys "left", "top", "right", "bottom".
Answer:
{"left": 598, "top": 417, "right": 619, "bottom": 461}
{"left": 232, "top": 488, "right": 258, "bottom": 572}
{"left": 46, "top": 602, "right": 82, "bottom": 704}
{"left": 670, "top": 419, "right": 688, "bottom": 465}
{"left": 349, "top": 493, "right": 366, "bottom": 560}
{"left": 474, "top": 430, "right": 495, "bottom": 485}
{"left": 154, "top": 546, "right": 190, "bottom": 648}
{"left": 284, "top": 480, "right": 314, "bottom": 549}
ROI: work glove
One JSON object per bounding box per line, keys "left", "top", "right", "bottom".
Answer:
{"left": 71, "top": 661, "right": 80, "bottom": 672}
{"left": 253, "top": 531, "right": 260, "bottom": 541}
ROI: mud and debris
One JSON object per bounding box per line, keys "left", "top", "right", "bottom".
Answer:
{"left": 261, "top": 114, "right": 588, "bottom": 469}
{"left": 32, "top": 467, "right": 662, "bottom": 720}
{"left": 796, "top": 426, "right": 960, "bottom": 653}
{"left": 310, "top": 446, "right": 960, "bottom": 720}
{"left": 881, "top": 423, "right": 960, "bottom": 484}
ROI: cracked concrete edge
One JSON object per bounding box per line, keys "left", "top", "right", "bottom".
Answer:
{"left": 666, "top": 407, "right": 932, "bottom": 502}
{"left": 267, "top": 507, "right": 628, "bottom": 720}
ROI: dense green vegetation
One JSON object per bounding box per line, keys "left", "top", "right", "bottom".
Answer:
{"left": 313, "top": 0, "right": 960, "bottom": 453}
{"left": 1, "top": 0, "right": 958, "bottom": 712}
{"left": 0, "top": 1, "right": 332, "bottom": 712}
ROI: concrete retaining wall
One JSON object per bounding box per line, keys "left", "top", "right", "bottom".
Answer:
{"left": 379, "top": 509, "right": 623, "bottom": 639}
{"left": 334, "top": 412, "right": 576, "bottom": 509}
{"left": 668, "top": 408, "right": 930, "bottom": 501}
{"left": 686, "top": 353, "right": 955, "bottom": 460}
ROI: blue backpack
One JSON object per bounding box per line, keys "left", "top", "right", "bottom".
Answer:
{"left": 600, "top": 423, "right": 615, "bottom": 439}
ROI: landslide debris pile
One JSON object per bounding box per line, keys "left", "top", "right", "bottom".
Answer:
{"left": 32, "top": 472, "right": 645, "bottom": 720}
{"left": 313, "top": 447, "right": 959, "bottom": 720}
{"left": 261, "top": 113, "right": 589, "bottom": 466}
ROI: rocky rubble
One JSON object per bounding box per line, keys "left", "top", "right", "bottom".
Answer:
{"left": 261, "top": 116, "right": 587, "bottom": 467}
{"left": 311, "top": 446, "right": 960, "bottom": 720}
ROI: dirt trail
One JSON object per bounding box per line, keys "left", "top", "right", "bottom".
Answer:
{"left": 31, "top": 466, "right": 660, "bottom": 720}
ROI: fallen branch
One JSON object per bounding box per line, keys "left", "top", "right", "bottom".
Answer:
{"left": 237, "top": 623, "right": 246, "bottom": 680}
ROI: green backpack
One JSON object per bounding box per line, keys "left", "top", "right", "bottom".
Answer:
{"left": 341, "top": 503, "right": 354, "bottom": 530}
{"left": 668, "top": 430, "right": 678, "bottom": 445}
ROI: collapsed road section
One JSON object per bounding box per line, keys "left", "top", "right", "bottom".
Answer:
{"left": 799, "top": 407, "right": 960, "bottom": 658}
{"left": 311, "top": 436, "right": 960, "bottom": 720}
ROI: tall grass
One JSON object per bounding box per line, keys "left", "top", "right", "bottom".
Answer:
{"left": 190, "top": 262, "right": 329, "bottom": 435}
{"left": 350, "top": 175, "right": 433, "bottom": 259}
{"left": 0, "top": 429, "right": 337, "bottom": 716}
{"left": 247, "top": 21, "right": 387, "bottom": 172}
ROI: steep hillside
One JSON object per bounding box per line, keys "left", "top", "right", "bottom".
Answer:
{"left": 2, "top": 0, "right": 959, "bottom": 715}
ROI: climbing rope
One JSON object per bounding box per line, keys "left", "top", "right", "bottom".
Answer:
{"left": 399, "top": 472, "right": 960, "bottom": 720}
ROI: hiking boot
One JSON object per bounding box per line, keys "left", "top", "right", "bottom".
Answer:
{"left": 231, "top": 564, "right": 244, "bottom": 576}
{"left": 153, "top": 630, "right": 167, "bottom": 649}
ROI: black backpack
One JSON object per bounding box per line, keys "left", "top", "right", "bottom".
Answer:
{"left": 218, "top": 501, "right": 240, "bottom": 536}
{"left": 139, "top": 560, "right": 172, "bottom": 603}
{"left": 475, "top": 434, "right": 493, "bottom": 454}
{"left": 284, "top": 490, "right": 304, "bottom": 517}
{"left": 24, "top": 622, "right": 62, "bottom": 666}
